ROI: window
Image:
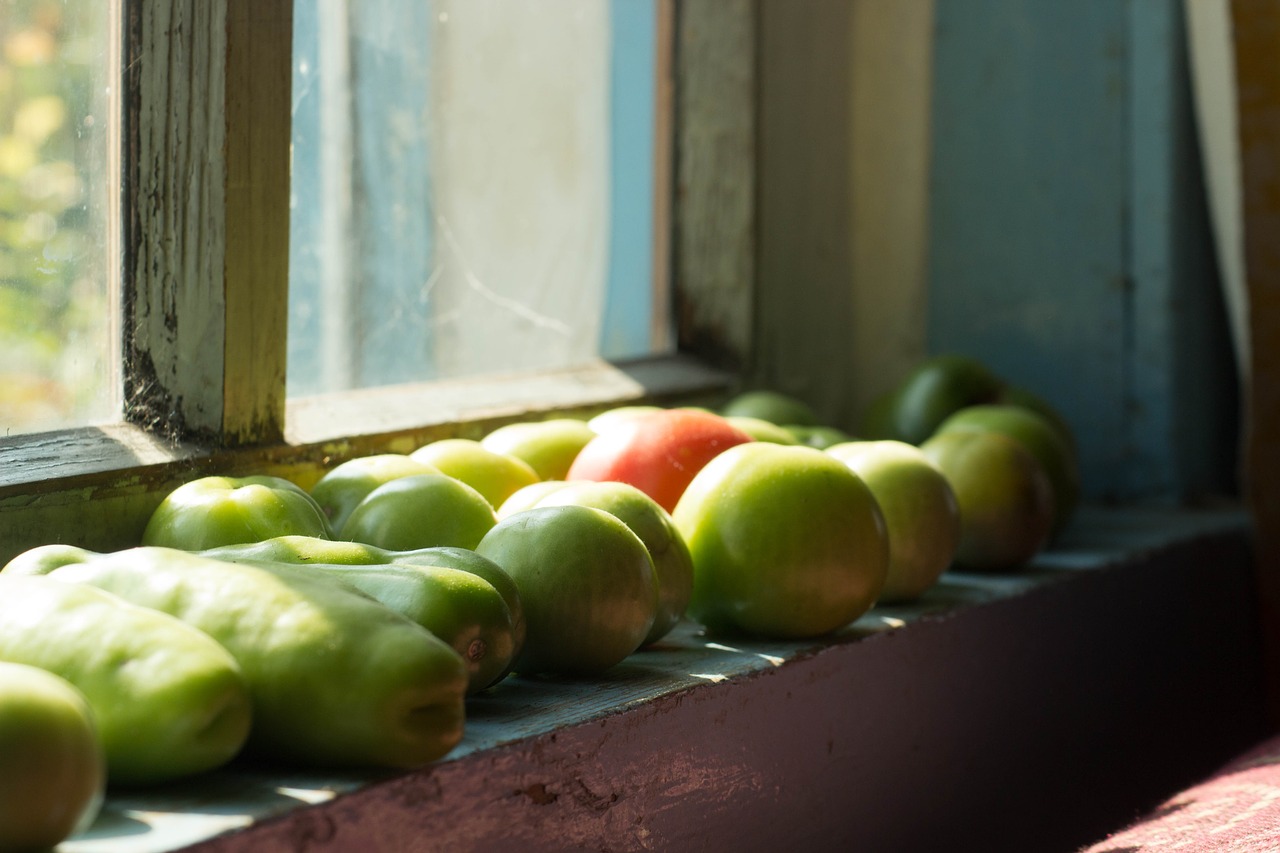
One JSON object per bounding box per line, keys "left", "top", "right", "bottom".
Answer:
{"left": 0, "top": 0, "right": 744, "bottom": 565}
{"left": 0, "top": 0, "right": 118, "bottom": 436}
{"left": 287, "top": 0, "right": 672, "bottom": 398}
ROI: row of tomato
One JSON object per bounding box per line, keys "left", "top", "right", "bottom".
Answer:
{"left": 0, "top": 356, "right": 1078, "bottom": 850}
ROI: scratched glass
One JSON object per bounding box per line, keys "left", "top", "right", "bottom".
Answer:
{"left": 287, "top": 0, "right": 668, "bottom": 397}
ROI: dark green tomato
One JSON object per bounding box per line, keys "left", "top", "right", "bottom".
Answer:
{"left": 476, "top": 505, "right": 658, "bottom": 676}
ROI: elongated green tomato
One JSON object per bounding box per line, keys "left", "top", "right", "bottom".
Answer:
{"left": 197, "top": 536, "right": 526, "bottom": 669}
{"left": 673, "top": 443, "right": 889, "bottom": 639}
{"left": 224, "top": 560, "right": 515, "bottom": 695}
{"left": 310, "top": 454, "right": 441, "bottom": 532}
{"left": 528, "top": 481, "right": 694, "bottom": 646}
{"left": 392, "top": 546, "right": 527, "bottom": 668}
{"left": 14, "top": 546, "right": 468, "bottom": 770}
{"left": 142, "top": 475, "right": 333, "bottom": 550}
{"left": 0, "top": 567, "right": 252, "bottom": 785}
{"left": 340, "top": 473, "right": 498, "bottom": 551}
{"left": 476, "top": 505, "right": 658, "bottom": 676}
{"left": 0, "top": 662, "right": 104, "bottom": 853}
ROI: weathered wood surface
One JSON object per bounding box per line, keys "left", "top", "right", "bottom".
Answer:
{"left": 58, "top": 507, "right": 1263, "bottom": 853}
{"left": 673, "top": 0, "right": 755, "bottom": 370}
{"left": 126, "top": 0, "right": 291, "bottom": 444}
{"left": 0, "top": 355, "right": 732, "bottom": 565}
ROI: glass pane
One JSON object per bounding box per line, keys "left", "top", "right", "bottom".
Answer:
{"left": 0, "top": 0, "right": 117, "bottom": 436}
{"left": 288, "top": 0, "right": 668, "bottom": 398}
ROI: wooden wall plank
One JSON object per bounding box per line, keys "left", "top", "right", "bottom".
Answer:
{"left": 929, "top": 1, "right": 1132, "bottom": 500}
{"left": 223, "top": 0, "right": 292, "bottom": 444}
{"left": 673, "top": 0, "right": 756, "bottom": 371}
{"left": 850, "top": 0, "right": 935, "bottom": 417}
{"left": 125, "top": 0, "right": 290, "bottom": 445}
{"left": 755, "top": 0, "right": 858, "bottom": 428}
{"left": 125, "top": 0, "right": 229, "bottom": 438}
{"left": 1231, "top": 0, "right": 1280, "bottom": 718}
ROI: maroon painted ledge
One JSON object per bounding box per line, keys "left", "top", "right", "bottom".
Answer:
{"left": 62, "top": 506, "right": 1267, "bottom": 853}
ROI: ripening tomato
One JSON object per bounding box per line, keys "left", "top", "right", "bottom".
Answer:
{"left": 566, "top": 408, "right": 754, "bottom": 512}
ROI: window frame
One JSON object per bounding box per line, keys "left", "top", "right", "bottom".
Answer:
{"left": 0, "top": 0, "right": 755, "bottom": 565}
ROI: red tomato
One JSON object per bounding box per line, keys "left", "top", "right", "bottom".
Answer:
{"left": 566, "top": 409, "right": 754, "bottom": 512}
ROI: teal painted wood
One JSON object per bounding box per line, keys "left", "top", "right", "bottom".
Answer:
{"left": 928, "top": 0, "right": 1130, "bottom": 499}
{"left": 601, "top": 0, "right": 659, "bottom": 360}
{"left": 928, "top": 0, "right": 1237, "bottom": 501}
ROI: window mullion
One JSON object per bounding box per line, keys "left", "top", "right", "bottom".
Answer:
{"left": 125, "top": 0, "right": 292, "bottom": 446}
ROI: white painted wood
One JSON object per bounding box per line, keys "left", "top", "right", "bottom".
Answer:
{"left": 128, "top": 0, "right": 229, "bottom": 435}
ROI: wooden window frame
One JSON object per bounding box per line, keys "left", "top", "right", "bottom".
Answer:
{"left": 0, "top": 0, "right": 754, "bottom": 565}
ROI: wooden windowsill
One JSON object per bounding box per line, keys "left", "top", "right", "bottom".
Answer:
{"left": 58, "top": 505, "right": 1267, "bottom": 853}
{"left": 0, "top": 354, "right": 734, "bottom": 565}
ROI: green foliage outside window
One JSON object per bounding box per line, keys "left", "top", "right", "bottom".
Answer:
{"left": 0, "top": 0, "right": 112, "bottom": 436}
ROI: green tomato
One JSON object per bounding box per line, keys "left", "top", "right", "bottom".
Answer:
{"left": 0, "top": 662, "right": 104, "bottom": 852}
{"left": 410, "top": 439, "right": 541, "bottom": 510}
{"left": 310, "top": 454, "right": 441, "bottom": 533}
{"left": 673, "top": 443, "right": 889, "bottom": 639}
{"left": 784, "top": 424, "right": 855, "bottom": 450}
{"left": 720, "top": 389, "right": 820, "bottom": 427}
{"left": 933, "top": 403, "right": 1080, "bottom": 536}
{"left": 871, "top": 354, "right": 1005, "bottom": 444}
{"left": 497, "top": 480, "right": 573, "bottom": 519}
{"left": 476, "top": 505, "right": 658, "bottom": 676}
{"left": 919, "top": 430, "right": 1055, "bottom": 571}
{"left": 142, "top": 475, "right": 333, "bottom": 550}
{"left": 340, "top": 473, "right": 498, "bottom": 551}
{"left": 480, "top": 419, "right": 598, "bottom": 481}
{"left": 0, "top": 566, "right": 252, "bottom": 785}
{"left": 15, "top": 547, "right": 468, "bottom": 770}
{"left": 827, "top": 440, "right": 961, "bottom": 603}
{"left": 527, "top": 481, "right": 694, "bottom": 647}
{"left": 724, "top": 415, "right": 802, "bottom": 445}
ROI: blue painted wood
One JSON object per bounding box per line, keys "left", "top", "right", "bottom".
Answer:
{"left": 1126, "top": 1, "right": 1238, "bottom": 501}
{"left": 928, "top": 1, "right": 1237, "bottom": 501}
{"left": 928, "top": 0, "right": 1130, "bottom": 499}
{"left": 601, "top": 0, "right": 658, "bottom": 360}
